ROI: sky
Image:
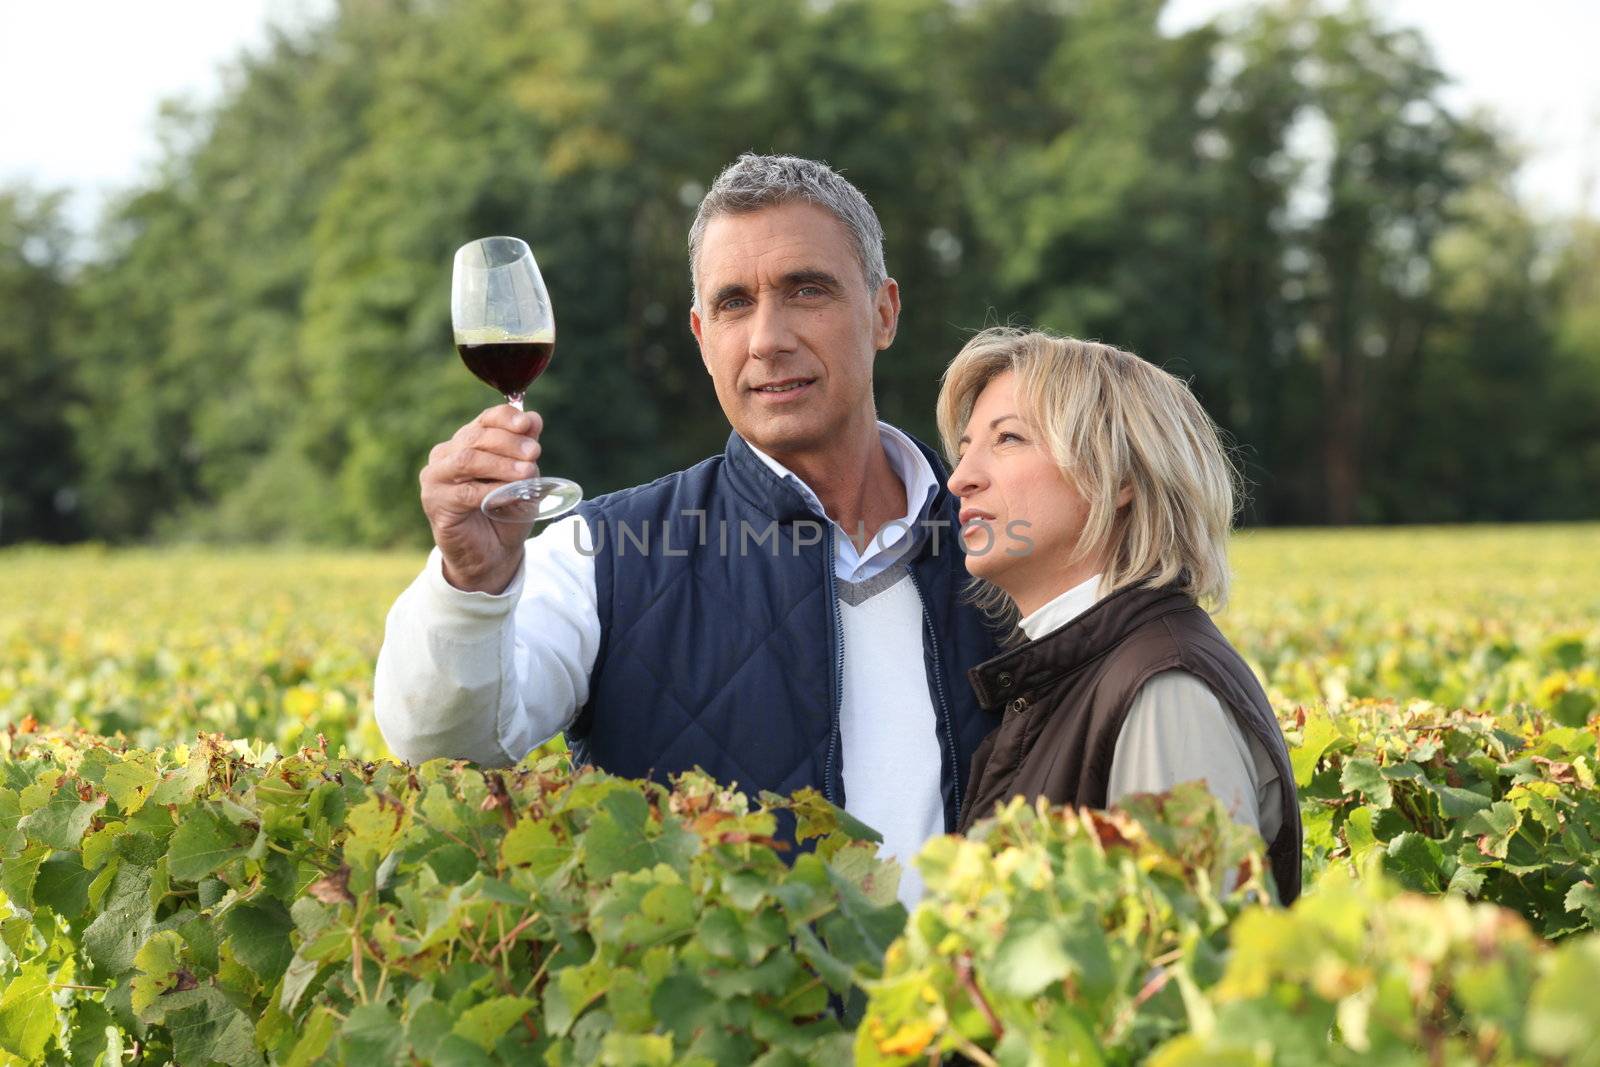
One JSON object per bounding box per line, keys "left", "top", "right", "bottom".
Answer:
{"left": 2, "top": 0, "right": 1597, "bottom": 233}
{"left": 1163, "top": 0, "right": 1600, "bottom": 219}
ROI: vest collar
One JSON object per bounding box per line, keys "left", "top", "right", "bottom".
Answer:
{"left": 721, "top": 427, "right": 956, "bottom": 527}
{"left": 723, "top": 431, "right": 819, "bottom": 522}
{"left": 967, "top": 581, "right": 1195, "bottom": 711}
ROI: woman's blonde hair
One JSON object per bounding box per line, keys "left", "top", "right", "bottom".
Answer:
{"left": 935, "top": 327, "right": 1240, "bottom": 629}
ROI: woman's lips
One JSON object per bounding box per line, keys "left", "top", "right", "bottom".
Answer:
{"left": 959, "top": 510, "right": 997, "bottom": 543}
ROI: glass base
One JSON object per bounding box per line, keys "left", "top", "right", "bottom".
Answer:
{"left": 481, "top": 476, "right": 583, "bottom": 524}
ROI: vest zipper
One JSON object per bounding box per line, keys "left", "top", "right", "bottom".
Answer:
{"left": 822, "top": 525, "right": 844, "bottom": 808}
{"left": 906, "top": 567, "right": 962, "bottom": 831}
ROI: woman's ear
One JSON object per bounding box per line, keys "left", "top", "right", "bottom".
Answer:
{"left": 1116, "top": 483, "right": 1134, "bottom": 508}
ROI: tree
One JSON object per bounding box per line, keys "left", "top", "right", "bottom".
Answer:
{"left": 0, "top": 188, "right": 80, "bottom": 543}
{"left": 1200, "top": 0, "right": 1502, "bottom": 522}
{"left": 11, "top": 0, "right": 1595, "bottom": 541}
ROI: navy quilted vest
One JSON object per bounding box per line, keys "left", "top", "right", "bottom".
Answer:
{"left": 567, "top": 430, "right": 1001, "bottom": 833}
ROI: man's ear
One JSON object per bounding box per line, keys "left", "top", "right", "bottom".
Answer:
{"left": 873, "top": 277, "right": 901, "bottom": 351}
{"left": 690, "top": 306, "right": 710, "bottom": 372}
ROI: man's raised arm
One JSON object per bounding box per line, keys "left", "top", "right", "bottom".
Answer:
{"left": 373, "top": 405, "right": 600, "bottom": 766}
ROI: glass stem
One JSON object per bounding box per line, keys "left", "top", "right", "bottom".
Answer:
{"left": 506, "top": 394, "right": 533, "bottom": 492}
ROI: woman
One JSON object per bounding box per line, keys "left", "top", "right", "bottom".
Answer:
{"left": 938, "top": 327, "right": 1301, "bottom": 903}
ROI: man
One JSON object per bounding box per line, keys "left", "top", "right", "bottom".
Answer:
{"left": 375, "top": 154, "right": 1000, "bottom": 906}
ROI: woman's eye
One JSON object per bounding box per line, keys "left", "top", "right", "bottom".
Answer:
{"left": 997, "top": 431, "right": 1023, "bottom": 445}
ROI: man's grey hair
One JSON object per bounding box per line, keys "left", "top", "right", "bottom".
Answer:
{"left": 688, "top": 153, "right": 887, "bottom": 309}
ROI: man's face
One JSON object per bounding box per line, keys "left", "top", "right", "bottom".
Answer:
{"left": 689, "top": 202, "right": 899, "bottom": 459}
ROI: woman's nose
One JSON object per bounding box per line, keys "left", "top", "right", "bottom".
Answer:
{"left": 947, "top": 453, "right": 983, "bottom": 497}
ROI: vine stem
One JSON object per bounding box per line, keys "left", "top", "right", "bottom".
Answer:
{"left": 774, "top": 976, "right": 823, "bottom": 1011}
{"left": 266, "top": 838, "right": 339, "bottom": 874}
{"left": 351, "top": 896, "right": 369, "bottom": 1005}
{"left": 463, "top": 920, "right": 524, "bottom": 1002}
{"left": 954, "top": 953, "right": 1004, "bottom": 1042}
{"left": 52, "top": 983, "right": 109, "bottom": 992}
{"left": 952, "top": 1036, "right": 1001, "bottom": 1067}
{"left": 463, "top": 923, "right": 493, "bottom": 967}
{"left": 1149, "top": 948, "right": 1185, "bottom": 968}
{"left": 1131, "top": 965, "right": 1173, "bottom": 1009}
{"left": 495, "top": 910, "right": 511, "bottom": 985}
{"left": 351, "top": 928, "right": 367, "bottom": 1005}
{"left": 519, "top": 947, "right": 552, "bottom": 999}
{"left": 414, "top": 806, "right": 486, "bottom": 860}
{"left": 492, "top": 912, "right": 542, "bottom": 959}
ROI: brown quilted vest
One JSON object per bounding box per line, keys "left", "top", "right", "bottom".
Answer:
{"left": 957, "top": 582, "right": 1303, "bottom": 904}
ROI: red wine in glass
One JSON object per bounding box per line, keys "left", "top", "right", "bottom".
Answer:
{"left": 455, "top": 339, "right": 554, "bottom": 402}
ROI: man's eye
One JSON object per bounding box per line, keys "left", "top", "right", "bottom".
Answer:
{"left": 720, "top": 297, "right": 751, "bottom": 311}
{"left": 795, "top": 285, "right": 824, "bottom": 297}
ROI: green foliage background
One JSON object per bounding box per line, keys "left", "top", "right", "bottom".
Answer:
{"left": 3, "top": 0, "right": 1599, "bottom": 546}
{"left": 0, "top": 523, "right": 1598, "bottom": 1063}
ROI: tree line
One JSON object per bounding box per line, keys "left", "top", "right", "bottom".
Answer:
{"left": 3, "top": 0, "right": 1597, "bottom": 547}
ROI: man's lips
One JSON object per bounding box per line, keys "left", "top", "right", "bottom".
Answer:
{"left": 750, "top": 377, "right": 816, "bottom": 399}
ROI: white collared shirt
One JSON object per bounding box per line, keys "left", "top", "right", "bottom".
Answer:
{"left": 1018, "top": 573, "right": 1105, "bottom": 640}
{"left": 742, "top": 422, "right": 945, "bottom": 907}
{"left": 743, "top": 421, "right": 940, "bottom": 583}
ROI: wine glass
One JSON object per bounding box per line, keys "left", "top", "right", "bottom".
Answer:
{"left": 451, "top": 236, "right": 582, "bottom": 524}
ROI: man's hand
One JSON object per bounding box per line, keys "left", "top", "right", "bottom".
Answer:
{"left": 421, "top": 405, "right": 544, "bottom": 594}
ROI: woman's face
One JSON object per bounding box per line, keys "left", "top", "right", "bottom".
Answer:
{"left": 946, "top": 370, "right": 1103, "bottom": 616}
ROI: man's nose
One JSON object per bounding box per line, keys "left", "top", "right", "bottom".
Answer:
{"left": 747, "top": 297, "right": 797, "bottom": 360}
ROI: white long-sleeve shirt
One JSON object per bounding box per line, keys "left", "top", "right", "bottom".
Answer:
{"left": 375, "top": 423, "right": 951, "bottom": 907}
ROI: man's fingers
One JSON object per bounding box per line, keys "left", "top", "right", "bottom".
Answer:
{"left": 428, "top": 474, "right": 535, "bottom": 518}
{"left": 422, "top": 447, "right": 531, "bottom": 488}
{"left": 465, "top": 427, "right": 542, "bottom": 462}
{"left": 442, "top": 410, "right": 542, "bottom": 458}
{"left": 509, "top": 408, "right": 543, "bottom": 437}
{"left": 435, "top": 481, "right": 483, "bottom": 515}
{"left": 420, "top": 405, "right": 545, "bottom": 520}
{"left": 474, "top": 404, "right": 543, "bottom": 438}
{"left": 449, "top": 447, "right": 537, "bottom": 485}
{"left": 447, "top": 407, "right": 515, "bottom": 448}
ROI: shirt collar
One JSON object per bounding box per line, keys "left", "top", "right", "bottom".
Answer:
{"left": 968, "top": 582, "right": 1197, "bottom": 712}
{"left": 741, "top": 421, "right": 940, "bottom": 526}
{"left": 1018, "top": 573, "right": 1105, "bottom": 640}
